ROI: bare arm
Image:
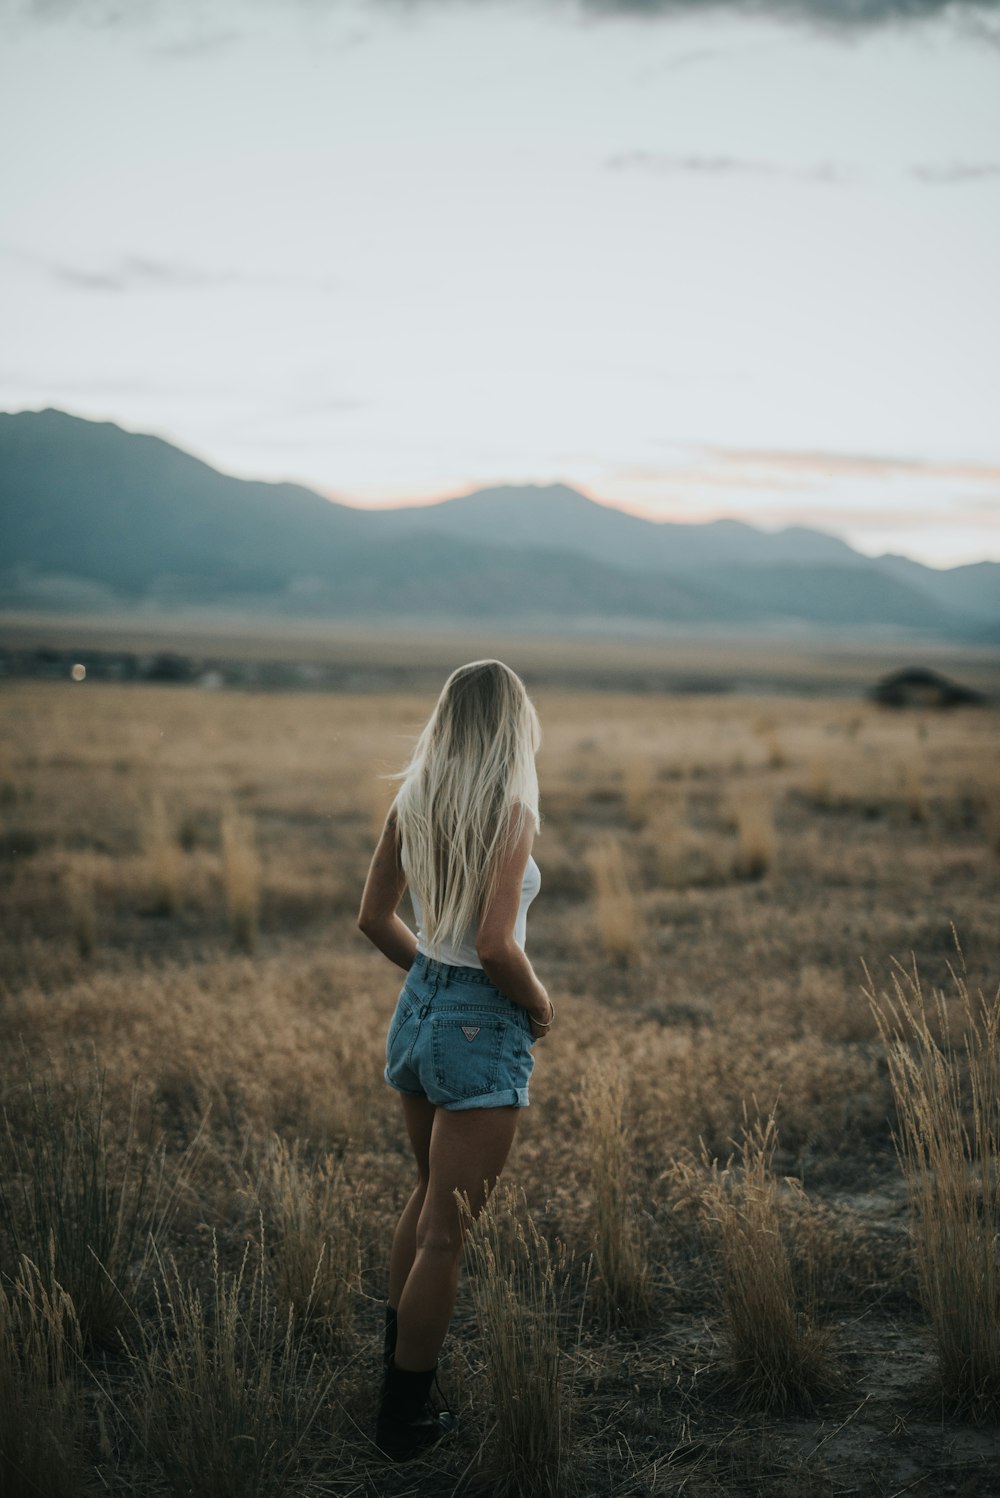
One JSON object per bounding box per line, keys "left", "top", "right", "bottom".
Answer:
{"left": 476, "top": 811, "right": 554, "bottom": 1039}
{"left": 357, "top": 809, "right": 418, "bottom": 973}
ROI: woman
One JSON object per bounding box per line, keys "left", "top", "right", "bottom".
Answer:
{"left": 357, "top": 659, "right": 554, "bottom": 1462}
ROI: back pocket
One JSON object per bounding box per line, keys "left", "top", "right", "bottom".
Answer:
{"left": 431, "top": 1015, "right": 511, "bottom": 1099}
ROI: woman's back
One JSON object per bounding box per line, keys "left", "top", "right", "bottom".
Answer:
{"left": 403, "top": 844, "right": 540, "bottom": 968}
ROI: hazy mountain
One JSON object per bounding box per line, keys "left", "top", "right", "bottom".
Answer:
{"left": 872, "top": 552, "right": 1000, "bottom": 622}
{"left": 0, "top": 407, "right": 369, "bottom": 596}
{"left": 372, "top": 482, "right": 862, "bottom": 572}
{"left": 1, "top": 409, "right": 996, "bottom": 636}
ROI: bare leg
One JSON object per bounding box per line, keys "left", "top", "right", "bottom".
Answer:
{"left": 388, "top": 1093, "right": 436, "bottom": 1307}
{"left": 394, "top": 1104, "right": 520, "bottom": 1372}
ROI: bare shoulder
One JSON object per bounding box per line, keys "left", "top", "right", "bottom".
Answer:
{"left": 499, "top": 800, "right": 536, "bottom": 859}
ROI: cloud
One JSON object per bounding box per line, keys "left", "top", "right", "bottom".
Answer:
{"left": 8, "top": 0, "right": 1000, "bottom": 30}
{"left": 707, "top": 446, "right": 1000, "bottom": 483}
{"left": 606, "top": 150, "right": 848, "bottom": 183}
{"left": 149, "top": 29, "right": 243, "bottom": 59}
{"left": 0, "top": 245, "right": 243, "bottom": 292}
{"left": 577, "top": 0, "right": 997, "bottom": 19}
{"left": 911, "top": 161, "right": 1000, "bottom": 183}
{"left": 0, "top": 244, "right": 339, "bottom": 296}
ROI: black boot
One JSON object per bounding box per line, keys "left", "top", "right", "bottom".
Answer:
{"left": 383, "top": 1303, "right": 398, "bottom": 1372}
{"left": 375, "top": 1359, "right": 457, "bottom": 1462}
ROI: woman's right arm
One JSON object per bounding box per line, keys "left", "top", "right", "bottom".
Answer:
{"left": 357, "top": 808, "right": 419, "bottom": 973}
{"left": 475, "top": 811, "right": 553, "bottom": 1039}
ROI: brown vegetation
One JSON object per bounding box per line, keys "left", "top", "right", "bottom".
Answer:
{"left": 1, "top": 672, "right": 998, "bottom": 1494}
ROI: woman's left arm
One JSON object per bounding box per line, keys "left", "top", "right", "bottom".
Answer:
{"left": 357, "top": 809, "right": 419, "bottom": 972}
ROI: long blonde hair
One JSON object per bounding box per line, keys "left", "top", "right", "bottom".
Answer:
{"left": 390, "top": 660, "right": 541, "bottom": 958}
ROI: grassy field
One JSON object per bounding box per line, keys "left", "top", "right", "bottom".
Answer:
{"left": 1, "top": 666, "right": 998, "bottom": 1496}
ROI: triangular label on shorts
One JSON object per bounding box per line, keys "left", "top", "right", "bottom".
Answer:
{"left": 461, "top": 1026, "right": 480, "bottom": 1042}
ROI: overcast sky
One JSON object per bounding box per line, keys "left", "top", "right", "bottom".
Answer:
{"left": 2, "top": 0, "right": 999, "bottom": 566}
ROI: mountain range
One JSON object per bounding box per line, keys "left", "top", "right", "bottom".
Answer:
{"left": 1, "top": 408, "right": 997, "bottom": 639}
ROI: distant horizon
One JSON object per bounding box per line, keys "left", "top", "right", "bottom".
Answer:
{"left": 6, "top": 403, "right": 998, "bottom": 574}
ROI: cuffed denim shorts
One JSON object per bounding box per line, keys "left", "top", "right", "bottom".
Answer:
{"left": 384, "top": 952, "right": 536, "bottom": 1111}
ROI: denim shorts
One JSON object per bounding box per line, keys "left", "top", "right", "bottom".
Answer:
{"left": 384, "top": 952, "right": 536, "bottom": 1111}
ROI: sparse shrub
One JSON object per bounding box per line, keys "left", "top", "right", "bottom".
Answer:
{"left": 807, "top": 758, "right": 832, "bottom": 809}
{"left": 698, "top": 1107, "right": 837, "bottom": 1412}
{"left": 651, "top": 803, "right": 729, "bottom": 891}
{"left": 0, "top": 1255, "right": 90, "bottom": 1498}
{"left": 621, "top": 754, "right": 654, "bottom": 830}
{"left": 585, "top": 836, "right": 641, "bottom": 960}
{"left": 902, "top": 762, "right": 927, "bottom": 823}
{"left": 731, "top": 791, "right": 775, "bottom": 880}
{"left": 177, "top": 807, "right": 202, "bottom": 852}
{"left": 864, "top": 944, "right": 1000, "bottom": 1418}
{"left": 0, "top": 1068, "right": 180, "bottom": 1348}
{"left": 462, "top": 1181, "right": 578, "bottom": 1498}
{"left": 129, "top": 1233, "right": 335, "bottom": 1498}
{"left": 984, "top": 785, "right": 1000, "bottom": 858}
{"left": 221, "top": 802, "right": 259, "bottom": 951}
{"left": 576, "top": 1061, "right": 652, "bottom": 1324}
{"left": 764, "top": 732, "right": 786, "bottom": 770}
{"left": 246, "top": 1134, "right": 363, "bottom": 1342}
{"left": 143, "top": 792, "right": 183, "bottom": 914}
{"left": 65, "top": 863, "right": 96, "bottom": 957}
{"left": 648, "top": 797, "right": 686, "bottom": 888}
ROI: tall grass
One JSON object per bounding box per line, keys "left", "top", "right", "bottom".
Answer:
{"left": 245, "top": 1134, "right": 363, "bottom": 1343}
{"left": 576, "top": 1061, "right": 652, "bottom": 1324}
{"left": 129, "top": 1233, "right": 335, "bottom": 1498}
{"left": 0, "top": 1255, "right": 89, "bottom": 1498}
{"left": 864, "top": 945, "right": 1000, "bottom": 1418}
{"left": 984, "top": 784, "right": 1000, "bottom": 858}
{"left": 65, "top": 862, "right": 97, "bottom": 958}
{"left": 730, "top": 791, "right": 775, "bottom": 881}
{"left": 461, "top": 1182, "right": 579, "bottom": 1498}
{"left": 902, "top": 762, "right": 928, "bottom": 823}
{"left": 806, "top": 757, "right": 832, "bottom": 809}
{"left": 763, "top": 731, "right": 787, "bottom": 770}
{"left": 699, "top": 1107, "right": 837, "bottom": 1412}
{"left": 621, "top": 754, "right": 654, "bottom": 831}
{"left": 585, "top": 836, "right": 641, "bottom": 960}
{"left": 143, "top": 792, "right": 182, "bottom": 915}
{"left": 0, "top": 1067, "right": 183, "bottom": 1348}
{"left": 221, "top": 803, "right": 260, "bottom": 952}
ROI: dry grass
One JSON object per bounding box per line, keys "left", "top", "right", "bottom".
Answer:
{"left": 0, "top": 1067, "right": 183, "bottom": 1349}
{"left": 461, "top": 1181, "right": 579, "bottom": 1498}
{"left": 576, "top": 1060, "right": 652, "bottom": 1324}
{"left": 584, "top": 835, "right": 641, "bottom": 960}
{"left": 864, "top": 945, "right": 1000, "bottom": 1418}
{"left": 620, "top": 753, "right": 654, "bottom": 831}
{"left": 143, "top": 793, "right": 183, "bottom": 915}
{"left": 65, "top": 860, "right": 97, "bottom": 958}
{"left": 984, "top": 784, "right": 1000, "bottom": 858}
{"left": 1, "top": 673, "right": 999, "bottom": 1496}
{"left": 0, "top": 1255, "right": 88, "bottom": 1498}
{"left": 806, "top": 756, "right": 833, "bottom": 809}
{"left": 221, "top": 802, "right": 259, "bottom": 951}
{"left": 730, "top": 789, "right": 776, "bottom": 880}
{"left": 764, "top": 730, "right": 787, "bottom": 769}
{"left": 245, "top": 1133, "right": 364, "bottom": 1342}
{"left": 902, "top": 761, "right": 928, "bottom": 823}
{"left": 128, "top": 1234, "right": 336, "bottom": 1498}
{"left": 696, "top": 1107, "right": 839, "bottom": 1413}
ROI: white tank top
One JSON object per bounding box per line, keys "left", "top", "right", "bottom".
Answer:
{"left": 403, "top": 849, "right": 541, "bottom": 968}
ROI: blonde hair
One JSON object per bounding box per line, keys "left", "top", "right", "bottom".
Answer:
{"left": 390, "top": 660, "right": 541, "bottom": 959}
